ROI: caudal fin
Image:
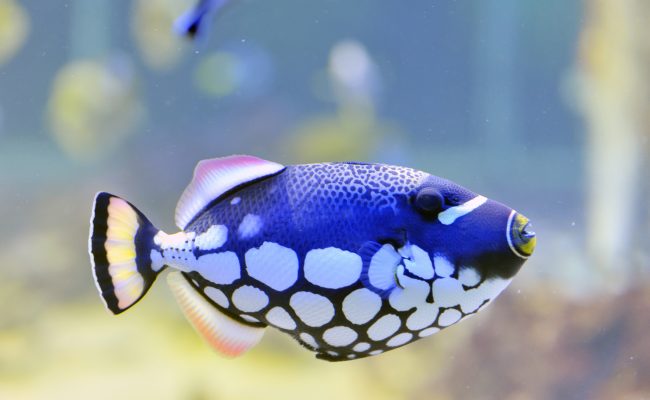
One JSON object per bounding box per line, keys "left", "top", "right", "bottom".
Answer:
{"left": 89, "top": 192, "right": 162, "bottom": 314}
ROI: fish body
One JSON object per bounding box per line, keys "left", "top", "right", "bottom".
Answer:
{"left": 89, "top": 156, "right": 536, "bottom": 361}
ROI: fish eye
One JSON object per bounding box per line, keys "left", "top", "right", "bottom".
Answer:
{"left": 414, "top": 187, "right": 444, "bottom": 214}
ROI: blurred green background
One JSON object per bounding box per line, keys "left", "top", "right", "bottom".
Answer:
{"left": 1, "top": 0, "right": 649, "bottom": 399}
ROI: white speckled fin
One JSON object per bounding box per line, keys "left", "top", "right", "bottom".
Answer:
{"left": 175, "top": 155, "right": 285, "bottom": 229}
{"left": 167, "top": 271, "right": 265, "bottom": 358}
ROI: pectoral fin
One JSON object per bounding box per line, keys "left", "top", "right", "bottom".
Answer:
{"left": 167, "top": 272, "right": 265, "bottom": 357}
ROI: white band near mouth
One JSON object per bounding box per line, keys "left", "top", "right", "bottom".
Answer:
{"left": 506, "top": 210, "right": 529, "bottom": 260}
{"left": 438, "top": 195, "right": 487, "bottom": 225}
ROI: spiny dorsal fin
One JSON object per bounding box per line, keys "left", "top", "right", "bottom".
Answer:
{"left": 175, "top": 155, "right": 285, "bottom": 229}
{"left": 167, "top": 272, "right": 266, "bottom": 357}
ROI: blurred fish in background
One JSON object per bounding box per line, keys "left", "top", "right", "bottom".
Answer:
{"left": 287, "top": 39, "right": 407, "bottom": 163}
{"left": 174, "top": 0, "right": 232, "bottom": 40}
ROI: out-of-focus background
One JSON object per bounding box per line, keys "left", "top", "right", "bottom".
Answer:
{"left": 1, "top": 1, "right": 649, "bottom": 399}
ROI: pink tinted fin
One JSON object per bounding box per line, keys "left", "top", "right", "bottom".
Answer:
{"left": 166, "top": 272, "right": 266, "bottom": 357}
{"left": 175, "top": 155, "right": 285, "bottom": 229}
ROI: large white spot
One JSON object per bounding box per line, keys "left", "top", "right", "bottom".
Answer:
{"left": 418, "top": 327, "right": 440, "bottom": 337}
{"left": 433, "top": 256, "right": 454, "bottom": 278}
{"left": 204, "top": 287, "right": 229, "bottom": 308}
{"left": 438, "top": 195, "right": 487, "bottom": 225}
{"left": 265, "top": 307, "right": 296, "bottom": 330}
{"left": 389, "top": 275, "right": 430, "bottom": 312}
{"left": 438, "top": 309, "right": 462, "bottom": 327}
{"left": 322, "top": 326, "right": 358, "bottom": 347}
{"left": 300, "top": 332, "right": 319, "bottom": 349}
{"left": 231, "top": 285, "right": 269, "bottom": 312}
{"left": 387, "top": 332, "right": 412, "bottom": 347}
{"left": 150, "top": 249, "right": 165, "bottom": 272}
{"left": 459, "top": 278, "right": 511, "bottom": 314}
{"left": 290, "top": 291, "right": 335, "bottom": 327}
{"left": 196, "top": 252, "right": 241, "bottom": 285}
{"left": 353, "top": 342, "right": 371, "bottom": 352}
{"left": 304, "top": 248, "right": 362, "bottom": 289}
{"left": 432, "top": 278, "right": 466, "bottom": 308}
{"left": 459, "top": 267, "right": 481, "bottom": 287}
{"left": 405, "top": 245, "right": 434, "bottom": 280}
{"left": 194, "top": 225, "right": 228, "bottom": 250}
{"left": 245, "top": 242, "right": 299, "bottom": 291}
{"left": 342, "top": 288, "right": 382, "bottom": 325}
{"left": 406, "top": 304, "right": 439, "bottom": 331}
{"left": 238, "top": 214, "right": 263, "bottom": 239}
{"left": 367, "top": 314, "right": 401, "bottom": 341}
{"left": 368, "top": 244, "right": 401, "bottom": 290}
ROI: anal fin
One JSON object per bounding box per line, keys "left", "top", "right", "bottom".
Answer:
{"left": 167, "top": 272, "right": 265, "bottom": 357}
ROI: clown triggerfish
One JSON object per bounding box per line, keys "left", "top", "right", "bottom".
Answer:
{"left": 89, "top": 155, "right": 536, "bottom": 361}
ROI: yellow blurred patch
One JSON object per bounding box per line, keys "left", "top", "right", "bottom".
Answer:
{"left": 47, "top": 59, "right": 143, "bottom": 161}
{"left": 131, "top": 0, "right": 191, "bottom": 70}
{"left": 0, "top": 0, "right": 29, "bottom": 65}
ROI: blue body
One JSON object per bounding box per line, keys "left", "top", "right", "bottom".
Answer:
{"left": 178, "top": 162, "right": 523, "bottom": 360}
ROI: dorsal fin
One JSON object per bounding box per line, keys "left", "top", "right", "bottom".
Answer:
{"left": 167, "top": 272, "right": 266, "bottom": 357}
{"left": 175, "top": 155, "right": 285, "bottom": 229}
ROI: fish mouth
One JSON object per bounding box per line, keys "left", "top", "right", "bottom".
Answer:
{"left": 507, "top": 211, "right": 536, "bottom": 259}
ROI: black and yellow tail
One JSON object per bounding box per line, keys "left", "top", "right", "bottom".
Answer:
{"left": 89, "top": 192, "right": 162, "bottom": 314}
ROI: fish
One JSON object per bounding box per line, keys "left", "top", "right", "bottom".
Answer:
{"left": 174, "top": 0, "right": 231, "bottom": 40}
{"left": 88, "top": 155, "right": 536, "bottom": 361}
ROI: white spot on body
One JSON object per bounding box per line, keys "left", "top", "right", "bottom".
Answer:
{"left": 265, "top": 307, "right": 296, "bottom": 330}
{"left": 300, "top": 332, "right": 318, "bottom": 349}
{"left": 347, "top": 354, "right": 357, "bottom": 359}
{"left": 238, "top": 214, "right": 262, "bottom": 239}
{"left": 389, "top": 275, "right": 430, "bottom": 312}
{"left": 327, "top": 351, "right": 339, "bottom": 357}
{"left": 418, "top": 327, "right": 440, "bottom": 337}
{"left": 231, "top": 285, "right": 269, "bottom": 312}
{"left": 245, "top": 242, "right": 299, "bottom": 291}
{"left": 406, "top": 304, "right": 439, "bottom": 331}
{"left": 154, "top": 231, "right": 195, "bottom": 248}
{"left": 432, "top": 278, "right": 466, "bottom": 308}
{"left": 368, "top": 244, "right": 402, "bottom": 290}
{"left": 230, "top": 197, "right": 241, "bottom": 205}
{"left": 438, "top": 195, "right": 487, "bottom": 225}
{"left": 304, "top": 248, "right": 362, "bottom": 289}
{"left": 438, "top": 309, "right": 462, "bottom": 327}
{"left": 367, "top": 314, "right": 401, "bottom": 341}
{"left": 342, "top": 288, "right": 382, "bottom": 325}
{"left": 387, "top": 333, "right": 413, "bottom": 347}
{"left": 194, "top": 225, "right": 228, "bottom": 250}
{"left": 290, "top": 291, "right": 335, "bottom": 327}
{"left": 459, "top": 267, "right": 481, "bottom": 287}
{"left": 353, "top": 342, "right": 371, "bottom": 352}
{"left": 323, "top": 326, "right": 358, "bottom": 347}
{"left": 369, "top": 350, "right": 383, "bottom": 356}
{"left": 433, "top": 256, "right": 455, "bottom": 277}
{"left": 204, "top": 287, "right": 229, "bottom": 308}
{"left": 404, "top": 245, "right": 434, "bottom": 279}
{"left": 150, "top": 249, "right": 165, "bottom": 272}
{"left": 459, "top": 278, "right": 511, "bottom": 314}
{"left": 196, "top": 252, "right": 240, "bottom": 285}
